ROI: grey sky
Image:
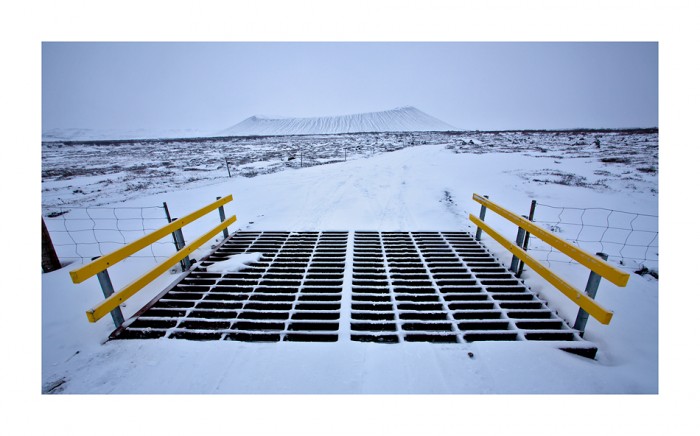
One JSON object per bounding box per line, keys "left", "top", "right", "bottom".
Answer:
{"left": 42, "top": 42, "right": 658, "bottom": 133}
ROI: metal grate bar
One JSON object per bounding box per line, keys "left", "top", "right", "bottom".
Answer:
{"left": 113, "top": 231, "right": 595, "bottom": 355}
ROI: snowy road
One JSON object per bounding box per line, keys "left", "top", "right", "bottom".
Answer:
{"left": 263, "top": 146, "right": 426, "bottom": 230}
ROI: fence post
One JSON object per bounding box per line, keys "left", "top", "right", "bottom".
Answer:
{"left": 163, "top": 202, "right": 185, "bottom": 271}
{"left": 573, "top": 252, "right": 609, "bottom": 336}
{"left": 173, "top": 226, "right": 192, "bottom": 271}
{"left": 163, "top": 202, "right": 191, "bottom": 271}
{"left": 516, "top": 200, "right": 537, "bottom": 278}
{"left": 225, "top": 157, "right": 232, "bottom": 178}
{"left": 93, "top": 257, "right": 125, "bottom": 328}
{"left": 216, "top": 196, "right": 230, "bottom": 239}
{"left": 42, "top": 217, "right": 61, "bottom": 273}
{"left": 509, "top": 219, "right": 527, "bottom": 272}
{"left": 475, "top": 195, "right": 489, "bottom": 241}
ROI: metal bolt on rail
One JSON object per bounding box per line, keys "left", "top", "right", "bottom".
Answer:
{"left": 573, "top": 252, "right": 609, "bottom": 336}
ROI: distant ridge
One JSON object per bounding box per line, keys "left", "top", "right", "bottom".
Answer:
{"left": 218, "top": 106, "right": 457, "bottom": 136}
{"left": 41, "top": 127, "right": 210, "bottom": 142}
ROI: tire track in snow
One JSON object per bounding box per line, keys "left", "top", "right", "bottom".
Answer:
{"left": 278, "top": 168, "right": 352, "bottom": 230}
{"left": 344, "top": 152, "right": 418, "bottom": 230}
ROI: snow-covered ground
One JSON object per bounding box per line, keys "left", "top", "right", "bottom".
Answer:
{"left": 41, "top": 130, "right": 658, "bottom": 396}
{"left": 41, "top": 129, "right": 657, "bottom": 212}
{"left": 42, "top": 131, "right": 435, "bottom": 210}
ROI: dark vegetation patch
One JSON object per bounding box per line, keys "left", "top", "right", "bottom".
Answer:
{"left": 46, "top": 210, "right": 68, "bottom": 218}
{"left": 42, "top": 377, "right": 68, "bottom": 394}
{"left": 635, "top": 265, "right": 658, "bottom": 279}
{"left": 533, "top": 172, "right": 587, "bottom": 187}
{"left": 600, "top": 157, "right": 632, "bottom": 164}
{"left": 636, "top": 166, "right": 657, "bottom": 174}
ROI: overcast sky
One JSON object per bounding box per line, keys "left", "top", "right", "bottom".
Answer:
{"left": 42, "top": 42, "right": 658, "bottom": 133}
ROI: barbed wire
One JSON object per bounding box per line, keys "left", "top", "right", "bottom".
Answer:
{"left": 43, "top": 205, "right": 176, "bottom": 264}
{"left": 527, "top": 202, "right": 658, "bottom": 271}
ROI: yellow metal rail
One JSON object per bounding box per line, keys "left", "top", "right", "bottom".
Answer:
{"left": 472, "top": 193, "right": 629, "bottom": 287}
{"left": 469, "top": 214, "right": 613, "bottom": 324}
{"left": 86, "top": 215, "right": 237, "bottom": 323}
{"left": 70, "top": 195, "right": 232, "bottom": 284}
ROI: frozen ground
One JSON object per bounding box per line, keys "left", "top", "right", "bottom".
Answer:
{"left": 41, "top": 129, "right": 658, "bottom": 212}
{"left": 40, "top": 129, "right": 660, "bottom": 399}
{"left": 42, "top": 131, "right": 449, "bottom": 210}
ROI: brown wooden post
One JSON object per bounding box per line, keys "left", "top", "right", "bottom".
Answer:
{"left": 42, "top": 217, "right": 61, "bottom": 272}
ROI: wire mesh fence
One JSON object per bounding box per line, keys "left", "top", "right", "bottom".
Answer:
{"left": 43, "top": 205, "right": 177, "bottom": 264}
{"left": 527, "top": 202, "right": 658, "bottom": 273}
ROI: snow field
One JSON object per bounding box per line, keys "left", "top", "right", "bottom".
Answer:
{"left": 42, "top": 138, "right": 657, "bottom": 394}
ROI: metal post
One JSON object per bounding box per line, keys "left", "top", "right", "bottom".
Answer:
{"left": 475, "top": 195, "right": 489, "bottom": 241}
{"left": 93, "top": 258, "right": 125, "bottom": 328}
{"left": 509, "top": 222, "right": 527, "bottom": 272}
{"left": 41, "top": 217, "right": 61, "bottom": 273}
{"left": 173, "top": 226, "right": 192, "bottom": 270}
{"left": 225, "top": 157, "right": 231, "bottom": 178}
{"left": 517, "top": 200, "right": 537, "bottom": 278}
{"left": 163, "top": 202, "right": 186, "bottom": 271}
{"left": 216, "top": 196, "right": 229, "bottom": 239}
{"left": 164, "top": 203, "right": 191, "bottom": 271}
{"left": 573, "top": 252, "right": 609, "bottom": 336}
{"left": 162, "top": 201, "right": 173, "bottom": 222}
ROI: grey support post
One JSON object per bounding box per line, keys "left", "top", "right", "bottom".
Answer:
{"left": 173, "top": 226, "right": 192, "bottom": 270}
{"left": 573, "top": 252, "right": 609, "bottom": 336}
{"left": 475, "top": 195, "right": 489, "bottom": 241}
{"left": 217, "top": 196, "right": 230, "bottom": 239}
{"left": 93, "top": 257, "right": 125, "bottom": 328}
{"left": 163, "top": 202, "right": 191, "bottom": 271}
{"left": 509, "top": 221, "right": 527, "bottom": 272}
{"left": 516, "top": 200, "right": 537, "bottom": 278}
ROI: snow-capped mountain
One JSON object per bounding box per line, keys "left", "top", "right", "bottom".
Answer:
{"left": 218, "top": 106, "right": 457, "bottom": 136}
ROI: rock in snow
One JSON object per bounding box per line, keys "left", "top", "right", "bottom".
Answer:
{"left": 218, "top": 106, "right": 457, "bottom": 136}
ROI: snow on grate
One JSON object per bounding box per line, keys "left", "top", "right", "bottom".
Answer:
{"left": 116, "top": 231, "right": 347, "bottom": 342}
{"left": 113, "top": 231, "right": 594, "bottom": 355}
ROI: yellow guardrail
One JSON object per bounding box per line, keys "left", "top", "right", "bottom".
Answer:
{"left": 470, "top": 193, "right": 630, "bottom": 325}
{"left": 470, "top": 215, "right": 613, "bottom": 324}
{"left": 71, "top": 195, "right": 237, "bottom": 324}
{"left": 70, "top": 195, "right": 233, "bottom": 284}
{"left": 472, "top": 194, "right": 629, "bottom": 287}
